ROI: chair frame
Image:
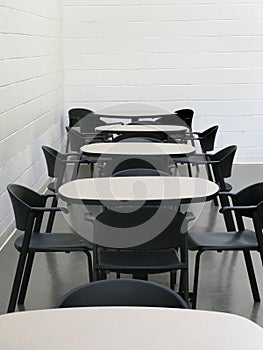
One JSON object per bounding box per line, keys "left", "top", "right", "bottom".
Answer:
{"left": 190, "top": 185, "right": 263, "bottom": 308}
{"left": 7, "top": 184, "right": 93, "bottom": 313}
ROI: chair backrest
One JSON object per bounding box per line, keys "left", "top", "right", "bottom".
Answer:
{"left": 42, "top": 146, "right": 67, "bottom": 191}
{"left": 7, "top": 184, "right": 42, "bottom": 231}
{"left": 68, "top": 108, "right": 93, "bottom": 127}
{"left": 112, "top": 168, "right": 170, "bottom": 177}
{"left": 156, "top": 109, "right": 194, "bottom": 129}
{"left": 103, "top": 156, "right": 170, "bottom": 176}
{"left": 211, "top": 145, "right": 237, "bottom": 179}
{"left": 94, "top": 207, "right": 187, "bottom": 251}
{"left": 174, "top": 108, "right": 194, "bottom": 129}
{"left": 55, "top": 279, "right": 188, "bottom": 308}
{"left": 235, "top": 182, "right": 263, "bottom": 220}
{"left": 199, "top": 126, "right": 219, "bottom": 152}
{"left": 79, "top": 114, "right": 106, "bottom": 133}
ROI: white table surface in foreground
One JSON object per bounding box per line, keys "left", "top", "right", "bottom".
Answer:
{"left": 95, "top": 124, "right": 187, "bottom": 133}
{"left": 0, "top": 307, "right": 262, "bottom": 350}
{"left": 81, "top": 142, "right": 195, "bottom": 156}
{"left": 58, "top": 177, "right": 219, "bottom": 204}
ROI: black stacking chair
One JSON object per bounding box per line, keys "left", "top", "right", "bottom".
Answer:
{"left": 91, "top": 208, "right": 188, "bottom": 302}
{"left": 156, "top": 109, "right": 194, "bottom": 130}
{"left": 55, "top": 279, "right": 188, "bottom": 308}
{"left": 175, "top": 126, "right": 219, "bottom": 181}
{"left": 7, "top": 184, "right": 93, "bottom": 313}
{"left": 189, "top": 182, "right": 263, "bottom": 309}
{"left": 113, "top": 168, "right": 170, "bottom": 177}
{"left": 183, "top": 126, "right": 219, "bottom": 154}
{"left": 65, "top": 108, "right": 94, "bottom": 151}
{"left": 173, "top": 145, "right": 237, "bottom": 229}
{"left": 68, "top": 108, "right": 94, "bottom": 128}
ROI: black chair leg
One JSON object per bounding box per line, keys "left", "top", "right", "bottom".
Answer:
{"left": 243, "top": 250, "right": 260, "bottom": 302}
{"left": 192, "top": 250, "right": 203, "bottom": 309}
{"left": 179, "top": 269, "right": 189, "bottom": 304}
{"left": 46, "top": 197, "right": 58, "bottom": 233}
{"left": 170, "top": 271, "right": 177, "bottom": 289}
{"left": 7, "top": 250, "right": 29, "bottom": 313}
{"left": 84, "top": 251, "right": 93, "bottom": 282}
{"left": 18, "top": 252, "right": 35, "bottom": 305}
{"left": 187, "top": 163, "right": 192, "bottom": 177}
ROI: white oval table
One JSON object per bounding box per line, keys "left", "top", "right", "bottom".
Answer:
{"left": 58, "top": 176, "right": 219, "bottom": 205}
{"left": 0, "top": 307, "right": 262, "bottom": 350}
{"left": 95, "top": 124, "right": 187, "bottom": 134}
{"left": 81, "top": 142, "right": 195, "bottom": 157}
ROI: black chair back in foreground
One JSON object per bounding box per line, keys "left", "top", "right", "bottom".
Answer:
{"left": 91, "top": 208, "right": 189, "bottom": 302}
{"left": 55, "top": 279, "right": 188, "bottom": 309}
{"left": 189, "top": 182, "right": 263, "bottom": 309}
{"left": 6, "top": 184, "right": 93, "bottom": 313}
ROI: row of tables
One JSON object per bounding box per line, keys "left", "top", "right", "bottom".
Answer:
{"left": 1, "top": 108, "right": 262, "bottom": 348}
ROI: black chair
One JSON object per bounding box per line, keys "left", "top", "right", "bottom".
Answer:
{"left": 113, "top": 168, "right": 170, "bottom": 177}
{"left": 42, "top": 145, "right": 81, "bottom": 232}
{"left": 183, "top": 126, "right": 219, "bottom": 154}
{"left": 189, "top": 182, "right": 263, "bottom": 309}
{"left": 7, "top": 184, "right": 93, "bottom": 313}
{"left": 175, "top": 126, "right": 219, "bottom": 181}
{"left": 92, "top": 208, "right": 189, "bottom": 302}
{"left": 68, "top": 108, "right": 94, "bottom": 128}
{"left": 156, "top": 109, "right": 194, "bottom": 130}
{"left": 55, "top": 279, "right": 188, "bottom": 308}
{"left": 102, "top": 156, "right": 171, "bottom": 177}
{"left": 65, "top": 108, "right": 94, "bottom": 151}
{"left": 173, "top": 145, "right": 237, "bottom": 230}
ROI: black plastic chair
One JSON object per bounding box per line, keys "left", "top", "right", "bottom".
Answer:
{"left": 113, "top": 168, "right": 170, "bottom": 177}
{"left": 156, "top": 109, "right": 194, "bottom": 129}
{"left": 68, "top": 108, "right": 94, "bottom": 128}
{"left": 183, "top": 126, "right": 219, "bottom": 154}
{"left": 92, "top": 208, "right": 189, "bottom": 302}
{"left": 102, "top": 156, "right": 171, "bottom": 177}
{"left": 7, "top": 184, "right": 93, "bottom": 313}
{"left": 173, "top": 145, "right": 237, "bottom": 230}
{"left": 65, "top": 108, "right": 94, "bottom": 151}
{"left": 55, "top": 279, "right": 188, "bottom": 308}
{"left": 189, "top": 182, "right": 263, "bottom": 309}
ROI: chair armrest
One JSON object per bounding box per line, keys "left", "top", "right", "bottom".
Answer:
{"left": 31, "top": 207, "right": 69, "bottom": 214}
{"left": 220, "top": 205, "right": 257, "bottom": 214}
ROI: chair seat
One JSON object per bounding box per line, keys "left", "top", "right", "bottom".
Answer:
{"left": 97, "top": 249, "right": 187, "bottom": 272}
{"left": 188, "top": 229, "right": 258, "bottom": 251}
{"left": 15, "top": 233, "right": 93, "bottom": 252}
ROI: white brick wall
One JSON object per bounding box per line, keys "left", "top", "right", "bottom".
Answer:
{"left": 0, "top": 0, "right": 64, "bottom": 241}
{"left": 63, "top": 0, "right": 263, "bottom": 163}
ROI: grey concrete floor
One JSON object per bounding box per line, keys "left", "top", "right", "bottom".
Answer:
{"left": 0, "top": 164, "right": 262, "bottom": 326}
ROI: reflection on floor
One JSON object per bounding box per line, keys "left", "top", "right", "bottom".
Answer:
{"left": 0, "top": 164, "right": 262, "bottom": 326}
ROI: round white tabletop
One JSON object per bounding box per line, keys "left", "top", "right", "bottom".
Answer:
{"left": 58, "top": 176, "right": 219, "bottom": 204}
{"left": 81, "top": 142, "right": 195, "bottom": 157}
{"left": 0, "top": 307, "right": 262, "bottom": 350}
{"left": 95, "top": 124, "right": 187, "bottom": 133}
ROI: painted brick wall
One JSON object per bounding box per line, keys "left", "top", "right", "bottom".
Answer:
{"left": 0, "top": 0, "right": 64, "bottom": 241}
{"left": 63, "top": 0, "right": 263, "bottom": 162}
